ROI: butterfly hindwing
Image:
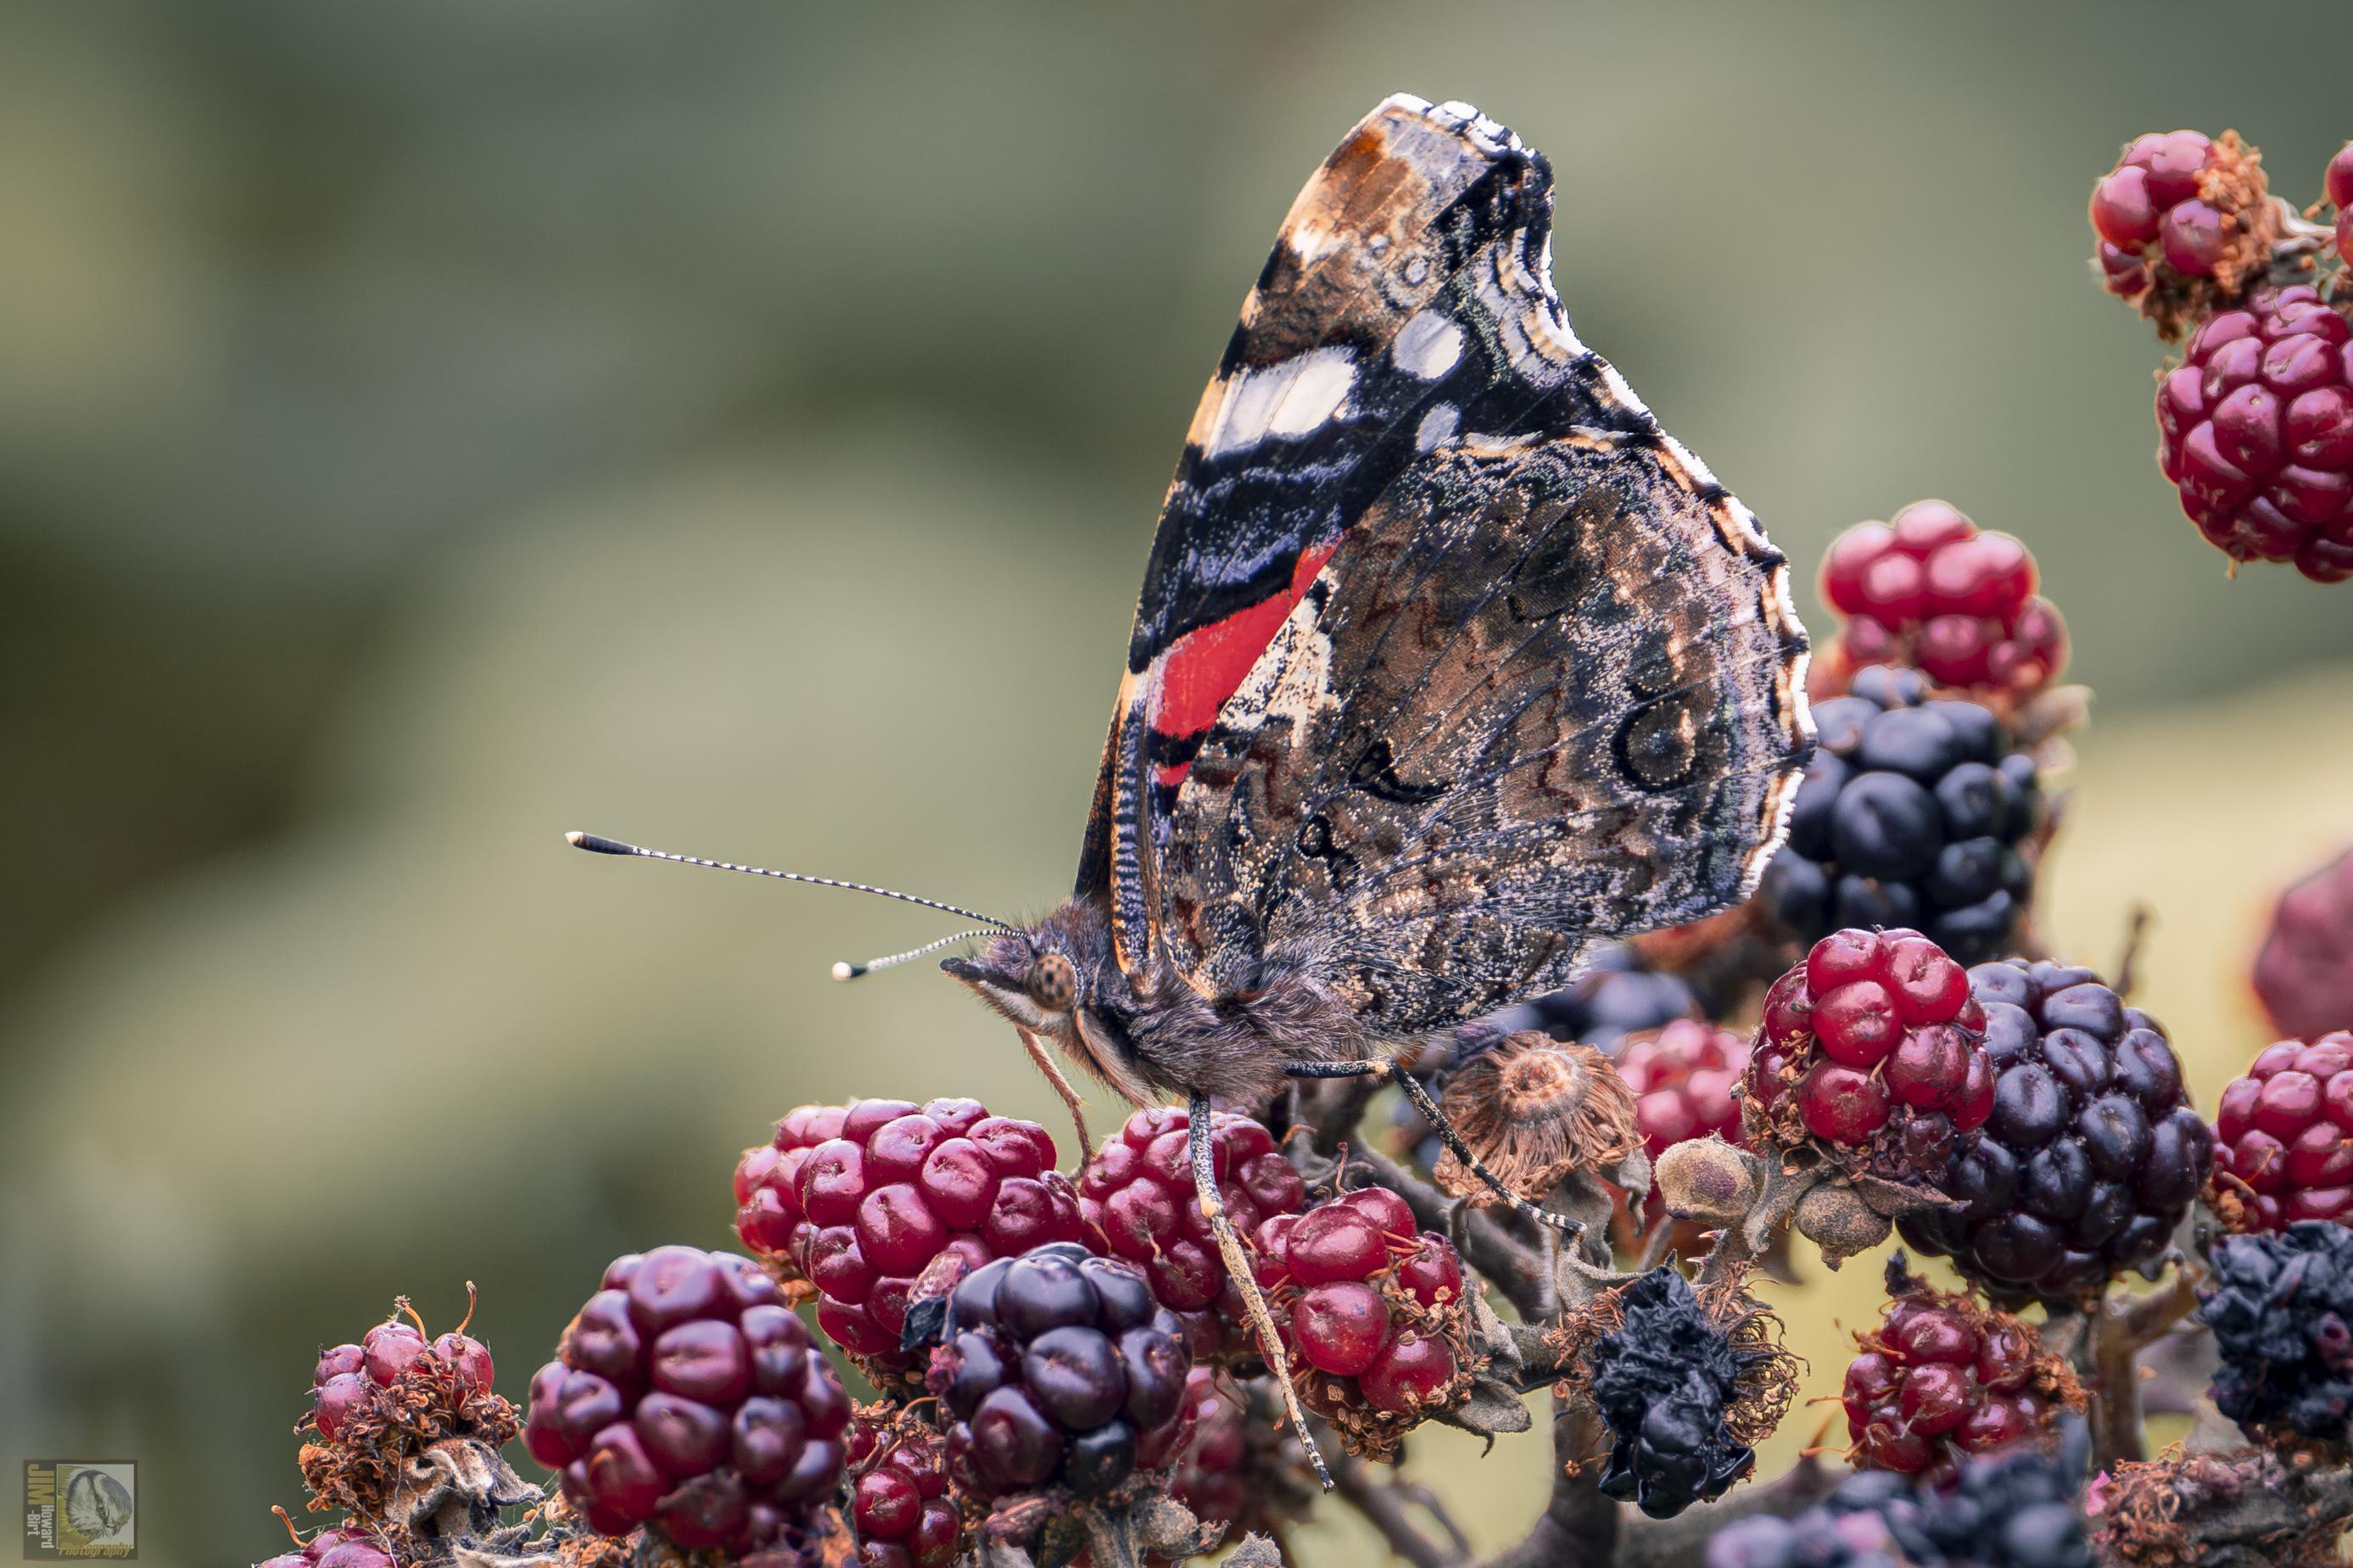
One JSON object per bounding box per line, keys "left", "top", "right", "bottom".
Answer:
{"left": 1082, "top": 95, "right": 1811, "bottom": 1027}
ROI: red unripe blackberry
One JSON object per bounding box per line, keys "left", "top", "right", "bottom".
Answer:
{"left": 2254, "top": 845, "right": 2353, "bottom": 1041}
{"left": 1249, "top": 1186, "right": 1473, "bottom": 1458}
{"left": 2090, "top": 130, "right": 2281, "bottom": 338}
{"left": 1758, "top": 667, "right": 2045, "bottom": 964}
{"left": 260, "top": 1526, "right": 395, "bottom": 1568}
{"left": 1747, "top": 929, "right": 1992, "bottom": 1183}
{"left": 927, "top": 1243, "right": 1193, "bottom": 1504}
{"left": 1816, "top": 503, "right": 2068, "bottom": 703}
{"left": 1842, "top": 1266, "right": 2081, "bottom": 1478}
{"left": 2211, "top": 1032, "right": 2353, "bottom": 1231}
{"left": 1076, "top": 1106, "right": 1305, "bottom": 1358}
{"left": 734, "top": 1098, "right": 1098, "bottom": 1382}
{"left": 845, "top": 1419, "right": 959, "bottom": 1568}
{"left": 1897, "top": 961, "right": 2212, "bottom": 1305}
{"left": 2158, "top": 284, "right": 2353, "bottom": 583}
{"left": 1613, "top": 1019, "right": 1752, "bottom": 1231}
{"left": 527, "top": 1247, "right": 849, "bottom": 1556}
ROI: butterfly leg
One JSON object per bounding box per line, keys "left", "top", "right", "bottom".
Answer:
{"left": 1279, "top": 1059, "right": 1585, "bottom": 1236}
{"left": 1014, "top": 1025, "right": 1093, "bottom": 1163}
{"left": 1188, "top": 1091, "right": 1333, "bottom": 1493}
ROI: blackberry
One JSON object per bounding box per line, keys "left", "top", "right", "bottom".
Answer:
{"left": 2090, "top": 130, "right": 2283, "bottom": 340}
{"left": 2253, "top": 845, "right": 2353, "bottom": 1041}
{"left": 1578, "top": 1269, "right": 1788, "bottom": 1519}
{"left": 2160, "top": 284, "right": 2353, "bottom": 583}
{"left": 1494, "top": 944, "right": 1703, "bottom": 1052}
{"left": 1747, "top": 929, "right": 1993, "bottom": 1184}
{"left": 1249, "top": 1186, "right": 1474, "bottom": 1459}
{"left": 258, "top": 1524, "right": 396, "bottom": 1568}
{"left": 1075, "top": 1106, "right": 1305, "bottom": 1359}
{"left": 2199, "top": 1222, "right": 2353, "bottom": 1445}
{"left": 1817, "top": 501, "right": 2069, "bottom": 705}
{"left": 1842, "top": 1259, "right": 2082, "bottom": 1476}
{"left": 927, "top": 1243, "right": 1194, "bottom": 1504}
{"left": 1757, "top": 666, "right": 2043, "bottom": 964}
{"left": 732, "top": 1098, "right": 1098, "bottom": 1383}
{"left": 1166, "top": 1368, "right": 1316, "bottom": 1544}
{"left": 1897, "top": 960, "right": 2212, "bottom": 1306}
{"left": 845, "top": 1418, "right": 960, "bottom": 1568}
{"left": 1706, "top": 1498, "right": 1904, "bottom": 1568}
{"left": 2211, "top": 1032, "right": 2353, "bottom": 1230}
{"left": 524, "top": 1247, "right": 850, "bottom": 1556}
{"left": 1875, "top": 1427, "right": 2094, "bottom": 1568}
{"left": 1615, "top": 1020, "right": 1750, "bottom": 1230}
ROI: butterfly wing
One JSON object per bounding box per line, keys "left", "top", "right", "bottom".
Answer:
{"left": 1093, "top": 94, "right": 1812, "bottom": 1030}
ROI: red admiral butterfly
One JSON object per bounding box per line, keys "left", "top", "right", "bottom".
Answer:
{"left": 571, "top": 92, "right": 1813, "bottom": 1480}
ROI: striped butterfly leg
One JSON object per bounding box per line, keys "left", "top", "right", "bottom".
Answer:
{"left": 1279, "top": 1059, "right": 1586, "bottom": 1236}
{"left": 1187, "top": 1091, "right": 1333, "bottom": 1492}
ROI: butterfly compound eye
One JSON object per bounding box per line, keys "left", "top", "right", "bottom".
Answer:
{"left": 1027, "top": 951, "right": 1077, "bottom": 1012}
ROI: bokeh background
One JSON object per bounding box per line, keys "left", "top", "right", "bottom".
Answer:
{"left": 6, "top": 3, "right": 2352, "bottom": 1564}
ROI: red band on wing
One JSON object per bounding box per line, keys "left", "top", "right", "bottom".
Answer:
{"left": 1150, "top": 540, "right": 1338, "bottom": 790}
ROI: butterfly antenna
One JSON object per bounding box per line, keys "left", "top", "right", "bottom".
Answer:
{"left": 831, "top": 928, "right": 997, "bottom": 982}
{"left": 564, "top": 831, "right": 1015, "bottom": 929}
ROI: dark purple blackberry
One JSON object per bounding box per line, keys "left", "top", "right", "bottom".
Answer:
{"left": 1873, "top": 1423, "right": 2093, "bottom": 1568}
{"left": 1897, "top": 959, "right": 2212, "bottom": 1306}
{"left": 1586, "top": 1269, "right": 1766, "bottom": 1519}
{"left": 1758, "top": 665, "right": 2041, "bottom": 964}
{"left": 1705, "top": 1497, "right": 1904, "bottom": 1568}
{"left": 2199, "top": 1222, "right": 2353, "bottom": 1445}
{"left": 1500, "top": 944, "right": 1704, "bottom": 1051}
{"left": 926, "top": 1243, "right": 1193, "bottom": 1504}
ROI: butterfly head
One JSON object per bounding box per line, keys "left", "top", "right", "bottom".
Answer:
{"left": 942, "top": 925, "right": 1090, "bottom": 1033}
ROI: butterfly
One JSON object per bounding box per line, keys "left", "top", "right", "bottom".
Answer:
{"left": 572, "top": 92, "right": 1813, "bottom": 1481}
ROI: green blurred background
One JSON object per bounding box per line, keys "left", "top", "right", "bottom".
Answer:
{"left": 5, "top": 3, "right": 2352, "bottom": 1564}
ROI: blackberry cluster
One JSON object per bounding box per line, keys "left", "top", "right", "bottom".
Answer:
{"left": 1711, "top": 1440, "right": 2091, "bottom": 1568}
{"left": 258, "top": 1526, "right": 396, "bottom": 1568}
{"left": 732, "top": 1098, "right": 1096, "bottom": 1379}
{"left": 1842, "top": 1264, "right": 2079, "bottom": 1476}
{"left": 2200, "top": 1222, "right": 2353, "bottom": 1444}
{"left": 1758, "top": 666, "right": 2043, "bottom": 963}
{"left": 523, "top": 1247, "right": 849, "bottom": 1554}
{"left": 2254, "top": 845, "right": 2353, "bottom": 1041}
{"left": 2090, "top": 130, "right": 2278, "bottom": 331}
{"left": 2159, "top": 284, "right": 2353, "bottom": 583}
{"left": 310, "top": 1311, "right": 495, "bottom": 1443}
{"left": 928, "top": 1243, "right": 1193, "bottom": 1503}
{"left": 1585, "top": 1269, "right": 1765, "bottom": 1519}
{"left": 1748, "top": 929, "right": 1993, "bottom": 1181}
{"left": 1816, "top": 501, "right": 2068, "bottom": 702}
{"left": 1898, "top": 961, "right": 2210, "bottom": 1305}
{"left": 845, "top": 1420, "right": 959, "bottom": 1568}
{"left": 2212, "top": 1032, "right": 2353, "bottom": 1230}
{"left": 1076, "top": 1106, "right": 1305, "bottom": 1358}
{"left": 1253, "top": 1186, "right": 1472, "bottom": 1454}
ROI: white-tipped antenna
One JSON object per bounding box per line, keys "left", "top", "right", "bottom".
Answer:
{"left": 564, "top": 831, "right": 1015, "bottom": 930}
{"left": 831, "top": 927, "right": 996, "bottom": 982}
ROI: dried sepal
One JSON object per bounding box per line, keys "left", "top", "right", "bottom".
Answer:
{"left": 1433, "top": 1034, "right": 1640, "bottom": 1204}
{"left": 299, "top": 1338, "right": 524, "bottom": 1545}
{"left": 2093, "top": 1445, "right": 2353, "bottom": 1568}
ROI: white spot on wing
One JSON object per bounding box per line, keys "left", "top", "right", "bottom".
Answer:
{"left": 1414, "top": 404, "right": 1459, "bottom": 452}
{"left": 1203, "top": 347, "right": 1359, "bottom": 459}
{"left": 1391, "top": 311, "right": 1465, "bottom": 380}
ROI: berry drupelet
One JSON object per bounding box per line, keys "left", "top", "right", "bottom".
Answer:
{"left": 1816, "top": 502, "right": 2068, "bottom": 703}
{"left": 1841, "top": 1261, "right": 2082, "bottom": 1476}
{"left": 733, "top": 1098, "right": 1097, "bottom": 1382}
{"left": 1897, "top": 960, "right": 2210, "bottom": 1306}
{"left": 2254, "top": 845, "right": 2353, "bottom": 1041}
{"left": 2212, "top": 1032, "right": 2353, "bottom": 1231}
{"left": 2199, "top": 1222, "right": 2353, "bottom": 1447}
{"left": 1250, "top": 1186, "right": 1473, "bottom": 1459}
{"left": 524, "top": 1247, "right": 849, "bottom": 1557}
{"left": 1577, "top": 1269, "right": 1791, "bottom": 1519}
{"left": 927, "top": 1243, "right": 1193, "bottom": 1504}
{"left": 1757, "top": 666, "right": 2044, "bottom": 964}
{"left": 1747, "top": 928, "right": 1993, "bottom": 1183}
{"left": 1076, "top": 1106, "right": 1305, "bottom": 1359}
{"left": 2159, "top": 284, "right": 2353, "bottom": 583}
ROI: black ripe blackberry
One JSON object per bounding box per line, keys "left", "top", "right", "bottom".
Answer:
{"left": 1897, "top": 959, "right": 2211, "bottom": 1306}
{"left": 2200, "top": 1222, "right": 2353, "bottom": 1445}
{"left": 1875, "top": 1426, "right": 2093, "bottom": 1568}
{"left": 927, "top": 1243, "right": 1193, "bottom": 1504}
{"left": 1586, "top": 1269, "right": 1763, "bottom": 1519}
{"left": 1759, "top": 666, "right": 2040, "bottom": 963}
{"left": 1483, "top": 943, "right": 1702, "bottom": 1052}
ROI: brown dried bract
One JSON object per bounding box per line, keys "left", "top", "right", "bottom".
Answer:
{"left": 1433, "top": 1035, "right": 1640, "bottom": 1204}
{"left": 298, "top": 1350, "right": 523, "bottom": 1546}
{"left": 2095, "top": 1446, "right": 2350, "bottom": 1568}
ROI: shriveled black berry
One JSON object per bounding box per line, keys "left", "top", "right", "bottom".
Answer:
{"left": 2201, "top": 1223, "right": 2353, "bottom": 1444}
{"left": 1901, "top": 961, "right": 2212, "bottom": 1306}
{"left": 1588, "top": 1269, "right": 1764, "bottom": 1519}
{"left": 929, "top": 1242, "right": 1193, "bottom": 1502}
{"left": 1757, "top": 672, "right": 2043, "bottom": 963}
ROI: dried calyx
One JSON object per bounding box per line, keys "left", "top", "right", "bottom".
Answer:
{"left": 1433, "top": 1033, "right": 1644, "bottom": 1203}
